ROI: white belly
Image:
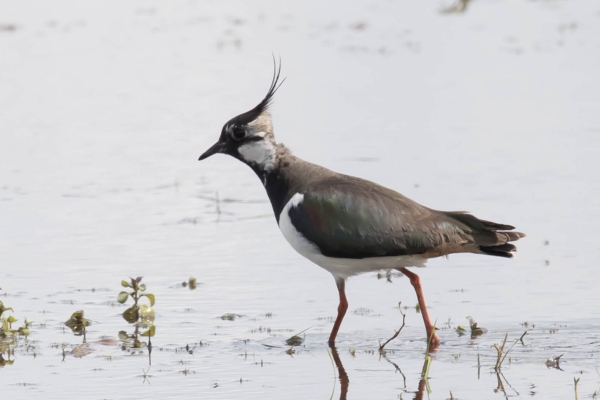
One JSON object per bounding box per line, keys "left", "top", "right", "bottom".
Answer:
{"left": 278, "top": 193, "right": 427, "bottom": 280}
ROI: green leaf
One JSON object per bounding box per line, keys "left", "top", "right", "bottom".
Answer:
{"left": 138, "top": 284, "right": 147, "bottom": 292}
{"left": 0, "top": 301, "right": 13, "bottom": 318}
{"left": 7, "top": 316, "right": 17, "bottom": 323}
{"left": 122, "top": 306, "right": 139, "bottom": 323}
{"left": 117, "top": 291, "right": 129, "bottom": 304}
{"left": 141, "top": 293, "right": 155, "bottom": 306}
{"left": 64, "top": 310, "right": 91, "bottom": 329}
{"left": 285, "top": 335, "right": 303, "bottom": 346}
{"left": 140, "top": 305, "right": 155, "bottom": 323}
{"left": 18, "top": 327, "right": 30, "bottom": 336}
{"left": 140, "top": 325, "right": 156, "bottom": 337}
{"left": 121, "top": 280, "right": 131, "bottom": 288}
{"left": 188, "top": 277, "right": 197, "bottom": 290}
{"left": 71, "top": 310, "right": 85, "bottom": 321}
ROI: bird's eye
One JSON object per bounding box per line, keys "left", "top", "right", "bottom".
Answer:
{"left": 232, "top": 127, "right": 246, "bottom": 140}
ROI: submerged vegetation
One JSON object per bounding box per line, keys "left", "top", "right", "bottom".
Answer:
{"left": 0, "top": 300, "right": 32, "bottom": 369}
{"left": 117, "top": 277, "right": 156, "bottom": 354}
{"left": 455, "top": 315, "right": 488, "bottom": 338}
{"left": 0, "top": 301, "right": 32, "bottom": 338}
{"left": 117, "top": 277, "right": 156, "bottom": 325}
{"left": 64, "top": 310, "right": 91, "bottom": 337}
{"left": 0, "top": 284, "right": 597, "bottom": 399}
{"left": 181, "top": 277, "right": 198, "bottom": 290}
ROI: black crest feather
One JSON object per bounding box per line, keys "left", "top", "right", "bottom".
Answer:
{"left": 231, "top": 57, "right": 285, "bottom": 126}
{"left": 256, "top": 55, "right": 285, "bottom": 113}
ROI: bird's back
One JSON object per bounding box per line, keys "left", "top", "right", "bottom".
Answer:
{"left": 267, "top": 154, "right": 524, "bottom": 261}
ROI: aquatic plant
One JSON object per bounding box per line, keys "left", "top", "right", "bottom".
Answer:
{"left": 0, "top": 301, "right": 32, "bottom": 338}
{"left": 117, "top": 277, "right": 155, "bottom": 353}
{"left": 494, "top": 331, "right": 527, "bottom": 371}
{"left": 181, "top": 277, "right": 197, "bottom": 290}
{"left": 117, "top": 277, "right": 155, "bottom": 325}
{"left": 64, "top": 310, "right": 91, "bottom": 337}
{"left": 455, "top": 316, "right": 487, "bottom": 338}
{"left": 0, "top": 300, "right": 33, "bottom": 368}
{"left": 379, "top": 302, "right": 406, "bottom": 352}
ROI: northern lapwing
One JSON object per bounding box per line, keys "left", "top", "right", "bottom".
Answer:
{"left": 199, "top": 62, "right": 525, "bottom": 346}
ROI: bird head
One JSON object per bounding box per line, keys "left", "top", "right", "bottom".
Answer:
{"left": 199, "top": 60, "right": 285, "bottom": 173}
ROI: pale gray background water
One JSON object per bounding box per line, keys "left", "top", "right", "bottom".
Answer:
{"left": 1, "top": 1, "right": 599, "bottom": 398}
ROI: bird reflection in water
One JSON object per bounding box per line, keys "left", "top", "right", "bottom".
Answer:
{"left": 328, "top": 345, "right": 432, "bottom": 400}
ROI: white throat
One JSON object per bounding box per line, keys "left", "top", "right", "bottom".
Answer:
{"left": 238, "top": 138, "right": 276, "bottom": 173}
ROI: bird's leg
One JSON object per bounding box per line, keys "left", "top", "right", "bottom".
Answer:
{"left": 399, "top": 267, "right": 440, "bottom": 346}
{"left": 328, "top": 278, "right": 348, "bottom": 347}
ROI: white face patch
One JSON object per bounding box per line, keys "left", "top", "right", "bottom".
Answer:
{"left": 238, "top": 139, "right": 276, "bottom": 172}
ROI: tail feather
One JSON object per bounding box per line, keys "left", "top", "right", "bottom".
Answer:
{"left": 502, "top": 231, "right": 526, "bottom": 241}
{"left": 444, "top": 211, "right": 525, "bottom": 258}
{"left": 479, "top": 243, "right": 516, "bottom": 258}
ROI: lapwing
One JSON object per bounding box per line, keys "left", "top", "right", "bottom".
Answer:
{"left": 199, "top": 62, "right": 525, "bottom": 346}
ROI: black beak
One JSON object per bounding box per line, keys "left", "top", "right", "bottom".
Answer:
{"left": 199, "top": 142, "right": 225, "bottom": 161}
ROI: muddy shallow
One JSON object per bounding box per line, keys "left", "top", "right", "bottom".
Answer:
{"left": 1, "top": 0, "right": 600, "bottom": 398}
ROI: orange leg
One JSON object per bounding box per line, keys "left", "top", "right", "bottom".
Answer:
{"left": 400, "top": 267, "right": 440, "bottom": 346}
{"left": 328, "top": 280, "right": 348, "bottom": 346}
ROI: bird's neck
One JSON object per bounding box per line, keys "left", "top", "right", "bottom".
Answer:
{"left": 242, "top": 139, "right": 333, "bottom": 223}
{"left": 238, "top": 137, "right": 278, "bottom": 176}
{"left": 240, "top": 141, "right": 273, "bottom": 183}
{"left": 242, "top": 139, "right": 295, "bottom": 221}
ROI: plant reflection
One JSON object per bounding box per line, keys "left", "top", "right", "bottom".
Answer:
{"left": 411, "top": 358, "right": 430, "bottom": 400}
{"left": 0, "top": 351, "right": 14, "bottom": 368}
{"left": 1, "top": 300, "right": 33, "bottom": 368}
{"left": 381, "top": 354, "right": 408, "bottom": 389}
{"left": 64, "top": 310, "right": 91, "bottom": 342}
{"left": 118, "top": 325, "right": 154, "bottom": 365}
{"left": 494, "top": 370, "right": 519, "bottom": 398}
{"left": 117, "top": 277, "right": 156, "bottom": 365}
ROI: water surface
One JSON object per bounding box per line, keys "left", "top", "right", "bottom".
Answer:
{"left": 1, "top": 0, "right": 600, "bottom": 398}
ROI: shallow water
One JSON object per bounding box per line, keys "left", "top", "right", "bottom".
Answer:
{"left": 1, "top": 0, "right": 600, "bottom": 398}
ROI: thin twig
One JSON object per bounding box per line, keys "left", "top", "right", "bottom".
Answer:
{"left": 519, "top": 330, "right": 528, "bottom": 345}
{"left": 379, "top": 302, "right": 406, "bottom": 351}
{"left": 494, "top": 333, "right": 508, "bottom": 371}
{"left": 499, "top": 331, "right": 527, "bottom": 366}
